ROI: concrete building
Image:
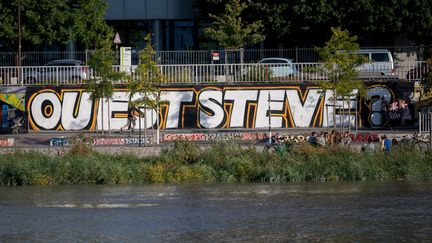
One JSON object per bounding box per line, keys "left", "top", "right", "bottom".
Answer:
{"left": 105, "top": 0, "right": 199, "bottom": 51}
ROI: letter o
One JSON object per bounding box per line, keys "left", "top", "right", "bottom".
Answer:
{"left": 30, "top": 92, "right": 61, "bottom": 130}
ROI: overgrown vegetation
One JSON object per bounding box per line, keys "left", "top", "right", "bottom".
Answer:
{"left": 1, "top": 142, "right": 432, "bottom": 186}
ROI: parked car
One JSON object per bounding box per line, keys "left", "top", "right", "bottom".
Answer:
{"left": 258, "top": 58, "right": 297, "bottom": 77}
{"left": 355, "top": 49, "right": 395, "bottom": 76}
{"left": 23, "top": 59, "right": 88, "bottom": 84}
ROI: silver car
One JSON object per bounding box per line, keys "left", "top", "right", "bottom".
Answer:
{"left": 258, "top": 58, "right": 297, "bottom": 77}
{"left": 23, "top": 59, "right": 88, "bottom": 84}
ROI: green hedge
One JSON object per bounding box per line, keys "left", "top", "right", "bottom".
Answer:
{"left": 1, "top": 142, "right": 431, "bottom": 186}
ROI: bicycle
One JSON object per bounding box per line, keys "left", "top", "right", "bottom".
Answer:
{"left": 262, "top": 136, "right": 295, "bottom": 155}
{"left": 399, "top": 131, "right": 430, "bottom": 151}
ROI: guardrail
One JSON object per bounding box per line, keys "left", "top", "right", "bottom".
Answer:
{"left": 0, "top": 61, "right": 428, "bottom": 86}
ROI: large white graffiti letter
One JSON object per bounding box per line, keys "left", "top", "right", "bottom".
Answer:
{"left": 198, "top": 89, "right": 224, "bottom": 128}
{"left": 286, "top": 89, "right": 322, "bottom": 127}
{"left": 162, "top": 91, "right": 194, "bottom": 129}
{"left": 224, "top": 90, "right": 258, "bottom": 127}
{"left": 255, "top": 90, "right": 285, "bottom": 128}
{"left": 62, "top": 92, "right": 93, "bottom": 130}
{"left": 30, "top": 91, "right": 62, "bottom": 130}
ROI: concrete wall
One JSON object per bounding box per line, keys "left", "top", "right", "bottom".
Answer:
{"left": 22, "top": 82, "right": 414, "bottom": 133}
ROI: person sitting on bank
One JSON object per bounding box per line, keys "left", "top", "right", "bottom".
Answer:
{"left": 317, "top": 131, "right": 326, "bottom": 147}
{"left": 307, "top": 132, "right": 318, "bottom": 146}
{"left": 342, "top": 131, "right": 352, "bottom": 147}
{"left": 361, "top": 137, "right": 375, "bottom": 153}
{"left": 381, "top": 135, "right": 392, "bottom": 152}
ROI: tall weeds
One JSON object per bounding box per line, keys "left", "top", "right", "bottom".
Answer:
{"left": 0, "top": 141, "right": 431, "bottom": 186}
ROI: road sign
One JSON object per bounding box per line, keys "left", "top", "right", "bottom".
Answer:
{"left": 113, "top": 32, "right": 121, "bottom": 45}
{"left": 212, "top": 52, "right": 220, "bottom": 61}
{"left": 120, "top": 47, "right": 132, "bottom": 73}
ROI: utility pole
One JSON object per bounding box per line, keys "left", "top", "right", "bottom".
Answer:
{"left": 18, "top": 0, "right": 22, "bottom": 82}
{"left": 268, "top": 90, "right": 272, "bottom": 143}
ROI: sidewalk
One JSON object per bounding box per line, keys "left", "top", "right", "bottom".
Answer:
{"left": 0, "top": 127, "right": 422, "bottom": 148}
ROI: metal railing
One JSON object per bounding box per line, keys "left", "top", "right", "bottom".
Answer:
{"left": 419, "top": 112, "right": 432, "bottom": 135}
{"left": 0, "top": 51, "right": 87, "bottom": 66}
{"left": 0, "top": 61, "right": 428, "bottom": 86}
{"left": 1, "top": 46, "right": 428, "bottom": 66}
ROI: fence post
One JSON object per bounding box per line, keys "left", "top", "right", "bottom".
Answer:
{"left": 429, "top": 112, "right": 432, "bottom": 145}
{"left": 419, "top": 112, "right": 422, "bottom": 135}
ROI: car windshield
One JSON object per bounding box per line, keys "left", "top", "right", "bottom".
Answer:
{"left": 371, "top": 53, "right": 390, "bottom": 62}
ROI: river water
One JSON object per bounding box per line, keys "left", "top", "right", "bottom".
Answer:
{"left": 0, "top": 182, "right": 431, "bottom": 242}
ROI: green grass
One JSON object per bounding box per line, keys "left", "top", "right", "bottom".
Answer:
{"left": 1, "top": 141, "right": 431, "bottom": 186}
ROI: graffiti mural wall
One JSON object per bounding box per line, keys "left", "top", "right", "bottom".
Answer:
{"left": 24, "top": 82, "right": 414, "bottom": 131}
{"left": 0, "top": 87, "right": 27, "bottom": 134}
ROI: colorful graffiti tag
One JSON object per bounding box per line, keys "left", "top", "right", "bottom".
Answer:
{"left": 0, "top": 87, "right": 27, "bottom": 134}
{"left": 23, "top": 82, "right": 414, "bottom": 131}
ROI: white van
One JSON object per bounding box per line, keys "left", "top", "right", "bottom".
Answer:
{"left": 356, "top": 49, "right": 394, "bottom": 76}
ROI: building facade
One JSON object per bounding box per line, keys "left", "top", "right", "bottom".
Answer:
{"left": 105, "top": 0, "right": 200, "bottom": 51}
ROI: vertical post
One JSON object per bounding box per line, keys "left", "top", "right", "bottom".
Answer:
{"left": 144, "top": 107, "right": 147, "bottom": 146}
{"left": 419, "top": 112, "right": 422, "bottom": 135}
{"left": 139, "top": 110, "right": 142, "bottom": 147}
{"left": 348, "top": 95, "right": 351, "bottom": 133}
{"left": 18, "top": 0, "right": 22, "bottom": 83}
{"left": 101, "top": 99, "right": 104, "bottom": 135}
{"left": 429, "top": 112, "right": 432, "bottom": 145}
{"left": 326, "top": 105, "right": 329, "bottom": 133}
{"left": 341, "top": 97, "right": 345, "bottom": 133}
{"left": 156, "top": 103, "right": 160, "bottom": 145}
{"left": 355, "top": 95, "right": 358, "bottom": 133}
{"left": 268, "top": 90, "right": 272, "bottom": 143}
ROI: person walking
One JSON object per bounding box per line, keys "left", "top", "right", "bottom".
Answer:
{"left": 121, "top": 104, "right": 141, "bottom": 132}
{"left": 399, "top": 99, "right": 412, "bottom": 127}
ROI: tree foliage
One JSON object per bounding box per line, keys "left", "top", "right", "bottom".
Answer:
{"left": 0, "top": 0, "right": 112, "bottom": 50}
{"left": 204, "top": 0, "right": 265, "bottom": 49}
{"left": 86, "top": 37, "right": 125, "bottom": 134}
{"left": 127, "top": 34, "right": 164, "bottom": 110}
{"left": 316, "top": 27, "right": 367, "bottom": 97}
{"left": 197, "top": 0, "right": 432, "bottom": 46}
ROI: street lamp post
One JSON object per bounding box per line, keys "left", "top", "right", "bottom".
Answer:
{"left": 18, "top": 0, "right": 22, "bottom": 80}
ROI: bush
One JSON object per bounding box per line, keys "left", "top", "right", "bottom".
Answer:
{"left": 1, "top": 142, "right": 432, "bottom": 186}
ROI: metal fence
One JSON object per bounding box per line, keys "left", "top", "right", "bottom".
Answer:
{"left": 419, "top": 112, "right": 432, "bottom": 136}
{"left": 147, "top": 46, "right": 429, "bottom": 64}
{"left": 0, "top": 61, "right": 427, "bottom": 86}
{"left": 0, "top": 51, "right": 87, "bottom": 66}
{"left": 1, "top": 46, "right": 428, "bottom": 66}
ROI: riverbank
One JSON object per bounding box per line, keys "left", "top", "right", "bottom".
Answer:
{"left": 1, "top": 142, "right": 431, "bottom": 186}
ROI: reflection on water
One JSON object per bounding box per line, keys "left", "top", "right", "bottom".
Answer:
{"left": 0, "top": 182, "right": 432, "bottom": 242}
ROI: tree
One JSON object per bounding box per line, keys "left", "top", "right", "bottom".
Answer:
{"left": 198, "top": 0, "right": 432, "bottom": 47}
{"left": 204, "top": 0, "right": 265, "bottom": 49}
{"left": 316, "top": 27, "right": 367, "bottom": 129}
{"left": 0, "top": 0, "right": 112, "bottom": 50}
{"left": 127, "top": 35, "right": 165, "bottom": 144}
{"left": 86, "top": 37, "right": 125, "bottom": 135}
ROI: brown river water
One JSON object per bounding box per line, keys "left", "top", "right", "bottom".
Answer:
{"left": 0, "top": 182, "right": 431, "bottom": 242}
